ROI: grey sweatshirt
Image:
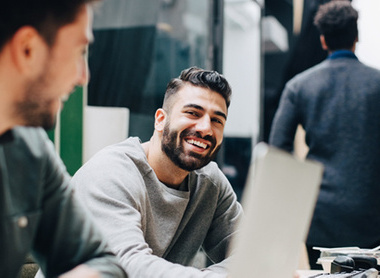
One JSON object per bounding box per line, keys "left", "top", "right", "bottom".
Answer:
{"left": 72, "top": 137, "right": 242, "bottom": 278}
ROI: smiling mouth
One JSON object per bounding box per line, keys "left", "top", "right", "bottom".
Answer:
{"left": 186, "top": 138, "right": 209, "bottom": 149}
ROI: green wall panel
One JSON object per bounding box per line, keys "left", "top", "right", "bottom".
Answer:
{"left": 59, "top": 86, "right": 83, "bottom": 176}
{"left": 46, "top": 128, "right": 55, "bottom": 142}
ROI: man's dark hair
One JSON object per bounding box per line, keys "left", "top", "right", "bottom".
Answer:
{"left": 0, "top": 0, "right": 98, "bottom": 50}
{"left": 314, "top": 0, "right": 358, "bottom": 51}
{"left": 163, "top": 66, "right": 232, "bottom": 111}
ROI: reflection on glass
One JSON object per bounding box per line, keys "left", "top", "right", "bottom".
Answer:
{"left": 88, "top": 0, "right": 212, "bottom": 141}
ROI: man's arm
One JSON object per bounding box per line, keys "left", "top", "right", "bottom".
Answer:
{"left": 58, "top": 265, "right": 101, "bottom": 278}
{"left": 31, "top": 135, "right": 126, "bottom": 278}
{"left": 201, "top": 169, "right": 243, "bottom": 268}
{"left": 269, "top": 83, "right": 301, "bottom": 152}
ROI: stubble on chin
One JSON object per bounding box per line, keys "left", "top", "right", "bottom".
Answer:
{"left": 161, "top": 125, "right": 221, "bottom": 171}
{"left": 14, "top": 98, "right": 57, "bottom": 130}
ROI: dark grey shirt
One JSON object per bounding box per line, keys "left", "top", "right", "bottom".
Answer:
{"left": 270, "top": 53, "right": 380, "bottom": 248}
{"left": 0, "top": 126, "right": 126, "bottom": 278}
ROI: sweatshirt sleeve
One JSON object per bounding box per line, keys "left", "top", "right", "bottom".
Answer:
{"left": 201, "top": 168, "right": 242, "bottom": 266}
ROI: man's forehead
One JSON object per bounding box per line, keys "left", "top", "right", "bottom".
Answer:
{"left": 174, "top": 86, "right": 228, "bottom": 115}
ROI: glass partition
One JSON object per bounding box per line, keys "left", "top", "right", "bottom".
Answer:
{"left": 88, "top": 0, "right": 216, "bottom": 141}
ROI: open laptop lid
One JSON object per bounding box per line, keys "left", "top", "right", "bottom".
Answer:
{"left": 228, "top": 142, "right": 323, "bottom": 278}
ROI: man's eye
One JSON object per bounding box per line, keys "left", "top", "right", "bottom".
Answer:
{"left": 212, "top": 118, "right": 224, "bottom": 125}
{"left": 186, "top": 111, "right": 198, "bottom": 116}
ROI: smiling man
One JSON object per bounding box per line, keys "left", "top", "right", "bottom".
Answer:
{"left": 0, "top": 1, "right": 126, "bottom": 277}
{"left": 72, "top": 67, "right": 243, "bottom": 278}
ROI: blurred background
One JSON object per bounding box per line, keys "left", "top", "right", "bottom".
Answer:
{"left": 50, "top": 0, "right": 380, "bottom": 200}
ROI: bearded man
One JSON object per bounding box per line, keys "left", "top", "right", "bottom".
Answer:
{"left": 0, "top": 0, "right": 127, "bottom": 277}
{"left": 72, "top": 67, "right": 243, "bottom": 278}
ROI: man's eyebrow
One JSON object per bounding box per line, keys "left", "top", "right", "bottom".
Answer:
{"left": 215, "top": 111, "right": 227, "bottom": 120}
{"left": 183, "top": 104, "right": 227, "bottom": 120}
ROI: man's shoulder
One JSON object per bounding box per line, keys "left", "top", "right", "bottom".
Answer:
{"left": 78, "top": 136, "right": 148, "bottom": 179}
{"left": 354, "top": 60, "right": 380, "bottom": 77}
{"left": 194, "top": 161, "right": 228, "bottom": 184}
{"left": 326, "top": 58, "right": 380, "bottom": 84}
{"left": 320, "top": 57, "right": 380, "bottom": 78}
{"left": 12, "top": 126, "right": 48, "bottom": 141}
{"left": 289, "top": 60, "right": 329, "bottom": 85}
{"left": 90, "top": 136, "right": 144, "bottom": 161}
{"left": 73, "top": 137, "right": 148, "bottom": 198}
{"left": 196, "top": 161, "right": 220, "bottom": 173}
{"left": 286, "top": 58, "right": 380, "bottom": 91}
{"left": 9, "top": 126, "right": 53, "bottom": 156}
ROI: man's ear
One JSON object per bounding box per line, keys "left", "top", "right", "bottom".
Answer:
{"left": 320, "top": 35, "right": 328, "bottom": 51}
{"left": 155, "top": 108, "right": 167, "bottom": 132}
{"left": 9, "top": 26, "right": 47, "bottom": 75}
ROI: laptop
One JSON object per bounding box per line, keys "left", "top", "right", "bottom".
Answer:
{"left": 228, "top": 142, "right": 324, "bottom": 278}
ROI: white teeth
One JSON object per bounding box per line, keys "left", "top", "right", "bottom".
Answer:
{"left": 186, "top": 139, "right": 207, "bottom": 149}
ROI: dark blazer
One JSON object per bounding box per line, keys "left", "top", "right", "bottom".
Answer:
{"left": 0, "top": 127, "right": 126, "bottom": 278}
{"left": 269, "top": 52, "right": 380, "bottom": 248}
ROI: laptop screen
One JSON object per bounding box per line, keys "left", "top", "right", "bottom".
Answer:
{"left": 228, "top": 143, "right": 323, "bottom": 278}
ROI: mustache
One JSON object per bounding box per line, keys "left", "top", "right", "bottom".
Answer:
{"left": 180, "top": 129, "right": 216, "bottom": 146}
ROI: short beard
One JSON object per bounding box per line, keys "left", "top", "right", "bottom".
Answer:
{"left": 161, "top": 122, "right": 220, "bottom": 171}
{"left": 15, "top": 100, "right": 56, "bottom": 130}
{"left": 14, "top": 73, "right": 57, "bottom": 130}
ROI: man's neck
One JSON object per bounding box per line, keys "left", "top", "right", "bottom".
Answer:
{"left": 327, "top": 43, "right": 356, "bottom": 55}
{"left": 0, "top": 98, "right": 19, "bottom": 136}
{"left": 142, "top": 139, "right": 189, "bottom": 189}
{"left": 0, "top": 111, "right": 15, "bottom": 136}
{"left": 0, "top": 53, "right": 23, "bottom": 136}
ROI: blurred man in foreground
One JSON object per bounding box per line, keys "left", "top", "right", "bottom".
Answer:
{"left": 0, "top": 1, "right": 126, "bottom": 277}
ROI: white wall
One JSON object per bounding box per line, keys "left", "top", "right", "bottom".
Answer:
{"left": 83, "top": 106, "right": 129, "bottom": 162}
{"left": 352, "top": 0, "right": 380, "bottom": 70}
{"left": 223, "top": 0, "right": 262, "bottom": 142}
{"left": 223, "top": 0, "right": 380, "bottom": 143}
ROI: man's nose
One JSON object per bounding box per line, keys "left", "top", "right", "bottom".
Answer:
{"left": 196, "top": 116, "right": 213, "bottom": 137}
{"left": 77, "top": 57, "right": 90, "bottom": 86}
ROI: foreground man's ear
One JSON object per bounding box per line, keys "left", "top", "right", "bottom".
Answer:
{"left": 9, "top": 26, "right": 48, "bottom": 77}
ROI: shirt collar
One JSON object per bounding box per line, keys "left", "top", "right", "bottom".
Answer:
{"left": 0, "top": 129, "right": 15, "bottom": 144}
{"left": 328, "top": 50, "right": 358, "bottom": 60}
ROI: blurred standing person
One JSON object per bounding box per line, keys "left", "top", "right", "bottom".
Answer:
{"left": 0, "top": 0, "right": 126, "bottom": 277}
{"left": 269, "top": 0, "right": 380, "bottom": 269}
{"left": 264, "top": 0, "right": 339, "bottom": 142}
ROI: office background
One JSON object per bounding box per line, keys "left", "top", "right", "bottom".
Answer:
{"left": 50, "top": 0, "right": 380, "bottom": 200}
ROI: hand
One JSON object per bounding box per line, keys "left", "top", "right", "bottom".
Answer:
{"left": 58, "top": 265, "right": 101, "bottom": 278}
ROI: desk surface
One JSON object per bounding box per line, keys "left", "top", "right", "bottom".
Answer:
{"left": 296, "top": 270, "right": 325, "bottom": 278}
